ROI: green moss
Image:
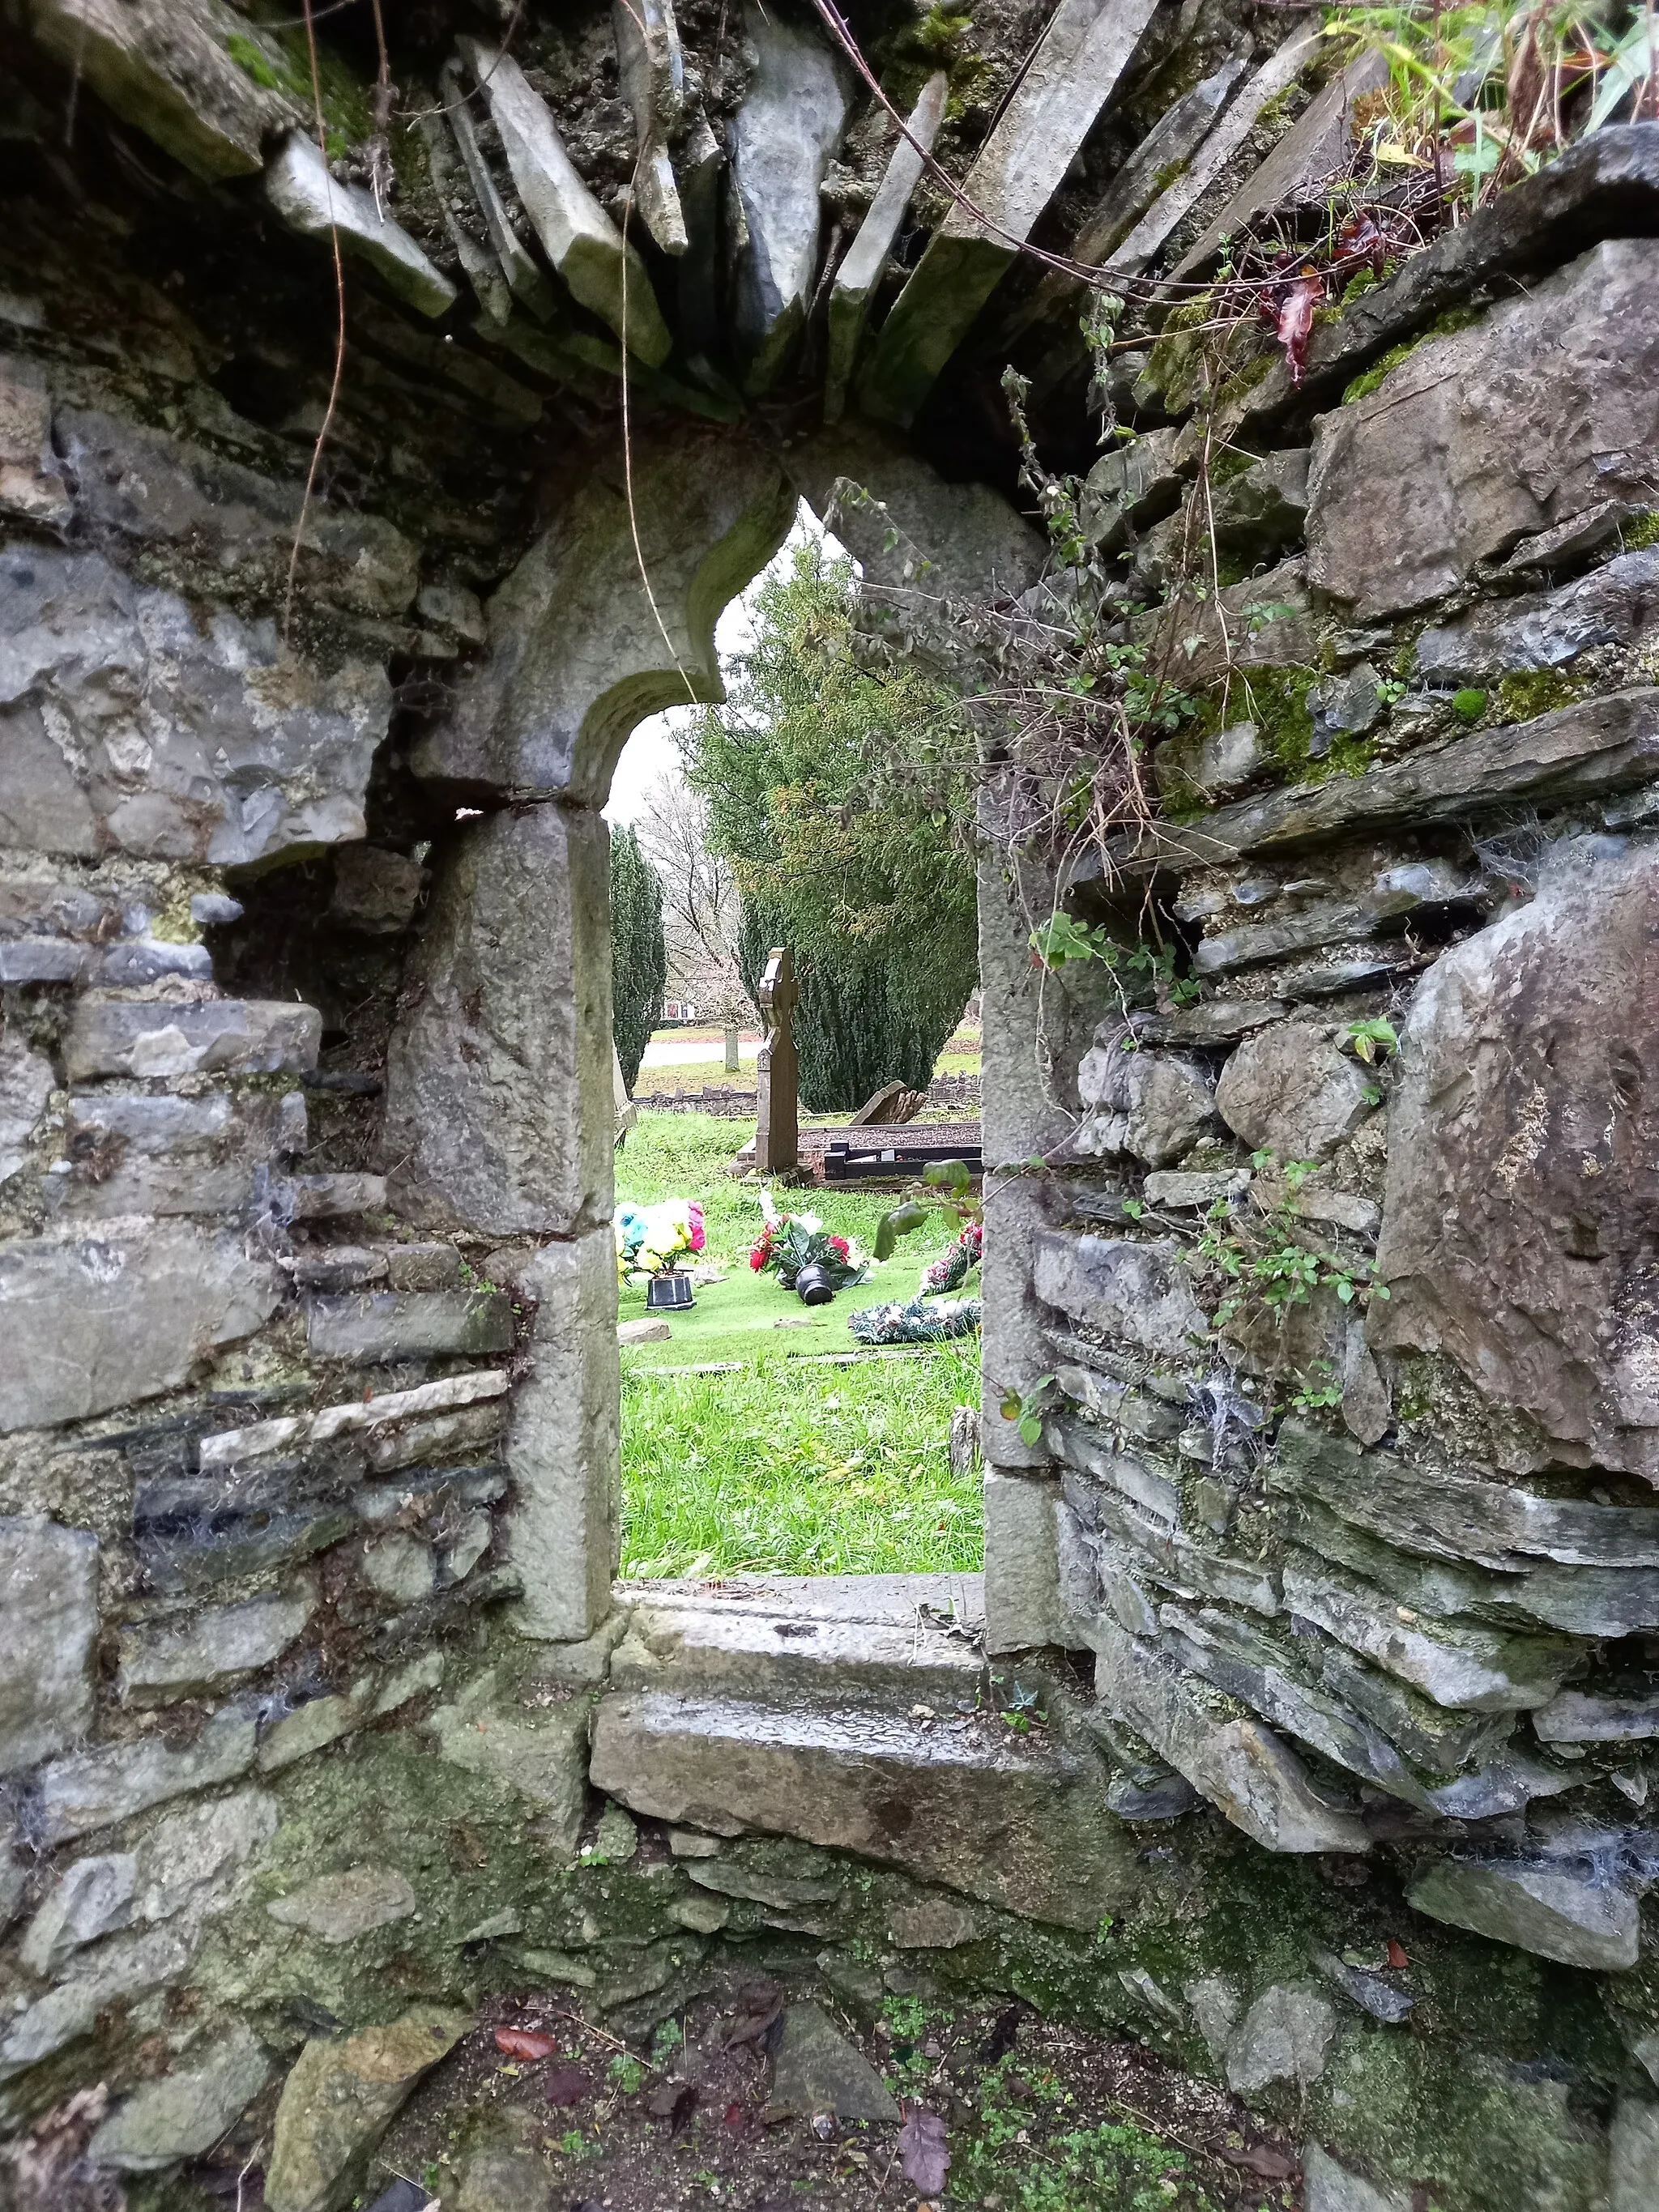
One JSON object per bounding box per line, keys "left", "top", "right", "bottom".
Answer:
{"left": 1212, "top": 344, "right": 1274, "bottom": 412}
{"left": 1495, "top": 667, "right": 1579, "bottom": 722}
{"left": 225, "top": 32, "right": 284, "bottom": 90}
{"left": 1623, "top": 509, "right": 1659, "bottom": 550}
{"left": 1141, "top": 296, "right": 1216, "bottom": 416}
{"left": 1235, "top": 667, "right": 1317, "bottom": 767}
{"left": 1152, "top": 157, "right": 1189, "bottom": 192}
{"left": 1451, "top": 687, "right": 1488, "bottom": 722}
{"left": 1341, "top": 305, "right": 1486, "bottom": 406}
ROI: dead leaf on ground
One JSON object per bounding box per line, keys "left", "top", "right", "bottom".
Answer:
{"left": 1218, "top": 2142, "right": 1300, "bottom": 2180}
{"left": 494, "top": 2026, "right": 557, "bottom": 2061}
{"left": 898, "top": 2104, "right": 950, "bottom": 2198}
{"left": 726, "top": 1980, "right": 786, "bottom": 2049}
{"left": 543, "top": 2063, "right": 591, "bottom": 2106}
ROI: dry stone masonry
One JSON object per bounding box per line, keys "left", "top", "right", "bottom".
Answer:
{"left": 0, "top": 0, "right": 1657, "bottom": 2206}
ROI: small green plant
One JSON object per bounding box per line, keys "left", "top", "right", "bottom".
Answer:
{"left": 1451, "top": 687, "right": 1488, "bottom": 722}
{"left": 1121, "top": 1197, "right": 1145, "bottom": 1220}
{"left": 608, "top": 2052, "right": 645, "bottom": 2094}
{"left": 1000, "top": 1374, "right": 1058, "bottom": 1446}
{"left": 1344, "top": 1016, "right": 1399, "bottom": 1064}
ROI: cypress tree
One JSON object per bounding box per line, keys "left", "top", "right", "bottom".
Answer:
{"left": 611, "top": 823, "right": 667, "bottom": 1093}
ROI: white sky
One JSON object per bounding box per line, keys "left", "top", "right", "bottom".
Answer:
{"left": 604, "top": 499, "right": 842, "bottom": 826}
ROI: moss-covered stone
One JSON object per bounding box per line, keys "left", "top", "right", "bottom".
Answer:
{"left": 1341, "top": 305, "right": 1486, "bottom": 406}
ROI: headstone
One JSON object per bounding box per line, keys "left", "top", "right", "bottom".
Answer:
{"left": 753, "top": 947, "right": 799, "bottom": 1174}
{"left": 724, "top": 1025, "right": 740, "bottom": 1072}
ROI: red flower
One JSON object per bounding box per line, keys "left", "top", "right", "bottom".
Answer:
{"left": 828, "top": 1235, "right": 850, "bottom": 1260}
{"left": 750, "top": 1247, "right": 766, "bottom": 1271}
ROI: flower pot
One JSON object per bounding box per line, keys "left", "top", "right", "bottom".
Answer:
{"left": 646, "top": 1269, "right": 695, "bottom": 1311}
{"left": 794, "top": 1261, "right": 838, "bottom": 1306}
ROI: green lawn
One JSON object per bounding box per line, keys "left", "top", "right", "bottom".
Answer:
{"left": 616, "top": 1111, "right": 983, "bottom": 1578}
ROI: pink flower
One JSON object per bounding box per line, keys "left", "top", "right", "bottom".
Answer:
{"left": 688, "top": 1203, "right": 706, "bottom": 1253}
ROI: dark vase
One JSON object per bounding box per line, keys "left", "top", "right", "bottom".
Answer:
{"left": 794, "top": 1261, "right": 837, "bottom": 1306}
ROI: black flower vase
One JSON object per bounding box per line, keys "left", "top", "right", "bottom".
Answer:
{"left": 794, "top": 1261, "right": 837, "bottom": 1306}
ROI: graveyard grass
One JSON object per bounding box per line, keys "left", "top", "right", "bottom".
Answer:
{"left": 616, "top": 1110, "right": 983, "bottom": 1579}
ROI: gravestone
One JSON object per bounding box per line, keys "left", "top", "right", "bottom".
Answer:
{"left": 753, "top": 947, "right": 800, "bottom": 1174}
{"left": 724, "top": 1025, "right": 740, "bottom": 1072}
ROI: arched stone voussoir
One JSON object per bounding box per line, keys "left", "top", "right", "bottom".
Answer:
{"left": 411, "top": 421, "right": 796, "bottom": 809}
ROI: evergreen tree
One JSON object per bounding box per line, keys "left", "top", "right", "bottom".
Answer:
{"left": 689, "top": 540, "right": 978, "bottom": 1113}
{"left": 610, "top": 823, "right": 667, "bottom": 1093}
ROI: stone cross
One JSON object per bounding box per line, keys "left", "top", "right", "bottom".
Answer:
{"left": 753, "top": 946, "right": 800, "bottom": 1174}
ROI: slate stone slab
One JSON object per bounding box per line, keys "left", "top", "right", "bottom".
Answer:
{"left": 1372, "top": 837, "right": 1659, "bottom": 1481}
{"left": 0, "top": 1515, "right": 98, "bottom": 1772}
{"left": 1407, "top": 1856, "right": 1640, "bottom": 1970}
{"left": 305, "top": 1290, "right": 513, "bottom": 1365}
{"left": 770, "top": 2002, "right": 898, "bottom": 2122}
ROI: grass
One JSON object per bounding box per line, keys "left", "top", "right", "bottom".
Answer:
{"left": 616, "top": 1111, "right": 983, "bottom": 1579}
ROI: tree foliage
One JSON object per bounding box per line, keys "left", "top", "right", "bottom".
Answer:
{"left": 610, "top": 822, "right": 667, "bottom": 1093}
{"left": 686, "top": 539, "right": 978, "bottom": 1112}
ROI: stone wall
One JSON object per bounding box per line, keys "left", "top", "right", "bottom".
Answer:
{"left": 979, "top": 113, "right": 1659, "bottom": 2161}
{"left": 2, "top": 0, "right": 1659, "bottom": 2204}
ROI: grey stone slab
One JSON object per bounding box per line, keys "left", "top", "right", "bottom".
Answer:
{"left": 1407, "top": 1856, "right": 1640, "bottom": 1970}
{"left": 133, "top": 1787, "right": 277, "bottom": 1926}
{"left": 591, "top": 1687, "right": 1139, "bottom": 1930}
{"left": 1135, "top": 555, "right": 1319, "bottom": 690}
{"left": 65, "top": 995, "right": 321, "bottom": 1080}
{"left": 1224, "top": 1984, "right": 1337, "bottom": 2092}
{"left": 0, "top": 1033, "right": 54, "bottom": 1184}
{"left": 1532, "top": 1689, "right": 1659, "bottom": 1743}
{"left": 1414, "top": 548, "right": 1659, "bottom": 684}
{"left": 0, "top": 1224, "right": 281, "bottom": 1434}
{"left": 20, "top": 1852, "right": 136, "bottom": 1974}
{"left": 1107, "top": 30, "right": 1323, "bottom": 278}
{"left": 459, "top": 39, "right": 669, "bottom": 364}
{"left": 825, "top": 72, "right": 947, "bottom": 421}
{"left": 0, "top": 352, "right": 73, "bottom": 531}
{"left": 116, "top": 1586, "right": 314, "bottom": 1706}
{"left": 1313, "top": 1950, "right": 1414, "bottom": 2024}
{"left": 612, "top": 0, "right": 689, "bottom": 256}
{"left": 1171, "top": 45, "right": 1390, "bottom": 281}
{"left": 1303, "top": 2146, "right": 1411, "bottom": 2212}
{"left": 505, "top": 1225, "right": 621, "bottom": 1643}
{"left": 770, "top": 2002, "right": 898, "bottom": 2123}
{"left": 1156, "top": 1602, "right": 1432, "bottom": 1808}
{"left": 1095, "top": 688, "right": 1659, "bottom": 879}
{"left": 984, "top": 1468, "right": 1072, "bottom": 1653}
{"left": 267, "top": 1865, "right": 418, "bottom": 1944}
{"left": 1282, "top": 1558, "right": 1578, "bottom": 1713}
{"left": 33, "top": 1703, "right": 258, "bottom": 1846}
{"left": 417, "top": 105, "right": 513, "bottom": 325}
{"left": 1052, "top": 1366, "right": 1183, "bottom": 1443}
{"left": 1214, "top": 1019, "right": 1375, "bottom": 1162}
{"left": 89, "top": 2019, "right": 273, "bottom": 2171}
{"left": 729, "top": 0, "right": 853, "bottom": 392}
{"left": 424, "top": 1667, "right": 591, "bottom": 1856}
{"left": 0, "top": 543, "right": 390, "bottom": 866}
{"left": 1091, "top": 1614, "right": 1370, "bottom": 1854}
{"left": 264, "top": 133, "right": 454, "bottom": 319}
{"left": 1271, "top": 1419, "right": 1659, "bottom": 1572}
{"left": 1132, "top": 1000, "right": 1289, "bottom": 1047}
{"left": 288, "top": 1174, "right": 390, "bottom": 1220}
{"left": 264, "top": 2007, "right": 471, "bottom": 2212}
{"left": 0, "top": 1916, "right": 203, "bottom": 2084}
{"left": 0, "top": 1515, "right": 97, "bottom": 1772}
{"left": 306, "top": 1289, "right": 513, "bottom": 1365}
{"left": 30, "top": 0, "right": 300, "bottom": 179}
{"left": 1194, "top": 862, "right": 1476, "bottom": 976}
{"left": 328, "top": 845, "right": 426, "bottom": 935}
{"left": 384, "top": 807, "right": 614, "bottom": 1238}
{"left": 1073, "top": 1044, "right": 1215, "bottom": 1166}
{"left": 1073, "top": 1479, "right": 1283, "bottom": 1617}
{"left": 1372, "top": 837, "right": 1659, "bottom": 1481}
{"left": 1013, "top": 52, "right": 1247, "bottom": 342}
{"left": 1154, "top": 721, "right": 1269, "bottom": 808}
{"left": 1309, "top": 241, "right": 1659, "bottom": 619}
{"left": 860, "top": 0, "right": 1160, "bottom": 424}
{"left": 1033, "top": 1233, "right": 1208, "bottom": 1359}
{"left": 1610, "top": 2100, "right": 1659, "bottom": 2212}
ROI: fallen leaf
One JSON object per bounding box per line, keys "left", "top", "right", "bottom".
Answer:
{"left": 494, "top": 2026, "right": 557, "bottom": 2061}
{"left": 646, "top": 2080, "right": 699, "bottom": 2134}
{"left": 1386, "top": 1938, "right": 1410, "bottom": 1969}
{"left": 898, "top": 2104, "right": 950, "bottom": 2198}
{"left": 726, "top": 1980, "right": 786, "bottom": 2049}
{"left": 1269, "top": 271, "right": 1324, "bottom": 386}
{"left": 543, "top": 2064, "right": 591, "bottom": 2106}
{"left": 1219, "top": 2142, "right": 1299, "bottom": 2181}
{"left": 723, "top": 2101, "right": 747, "bottom": 2131}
